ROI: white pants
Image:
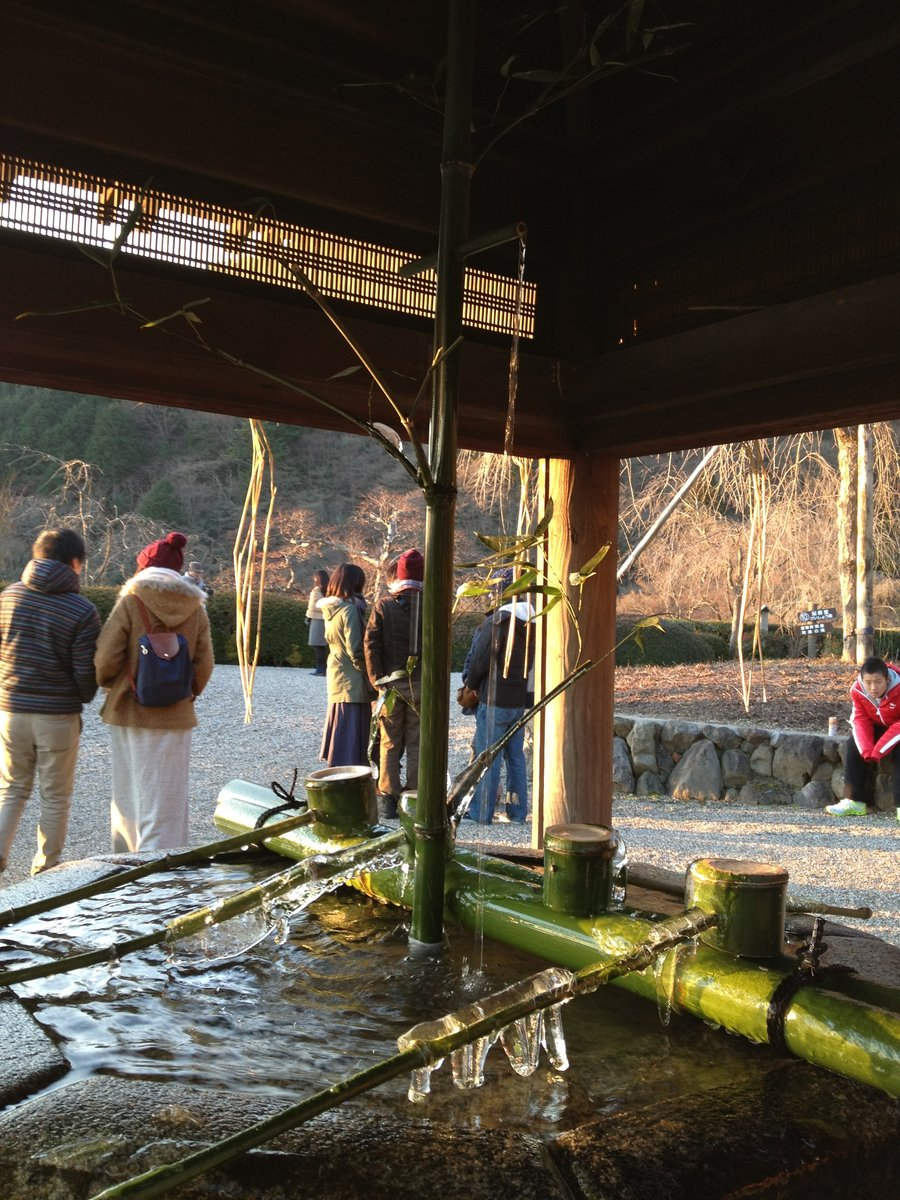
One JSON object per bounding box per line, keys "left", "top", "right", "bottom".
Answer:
{"left": 109, "top": 725, "right": 192, "bottom": 853}
{"left": 0, "top": 711, "right": 81, "bottom": 874}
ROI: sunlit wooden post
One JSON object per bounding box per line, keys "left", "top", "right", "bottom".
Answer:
{"left": 532, "top": 453, "right": 619, "bottom": 841}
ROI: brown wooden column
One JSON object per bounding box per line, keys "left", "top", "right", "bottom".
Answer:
{"left": 532, "top": 453, "right": 619, "bottom": 843}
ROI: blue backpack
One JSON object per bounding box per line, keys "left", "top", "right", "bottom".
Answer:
{"left": 130, "top": 596, "right": 194, "bottom": 707}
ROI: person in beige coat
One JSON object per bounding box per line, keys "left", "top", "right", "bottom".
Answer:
{"left": 94, "top": 532, "right": 214, "bottom": 853}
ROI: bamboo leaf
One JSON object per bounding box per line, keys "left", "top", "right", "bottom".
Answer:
{"left": 501, "top": 568, "right": 538, "bottom": 597}
{"left": 140, "top": 297, "right": 210, "bottom": 330}
{"left": 456, "top": 580, "right": 496, "bottom": 599}
{"left": 473, "top": 533, "right": 522, "bottom": 554}
{"left": 329, "top": 364, "right": 364, "bottom": 379}
{"left": 630, "top": 615, "right": 665, "bottom": 654}
{"left": 500, "top": 55, "right": 517, "bottom": 78}
{"left": 569, "top": 543, "right": 611, "bottom": 586}
{"left": 537, "top": 592, "right": 564, "bottom": 617}
{"left": 532, "top": 501, "right": 554, "bottom": 538}
{"left": 627, "top": 0, "right": 646, "bottom": 42}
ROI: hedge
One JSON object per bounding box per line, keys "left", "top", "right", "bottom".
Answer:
{"left": 81, "top": 588, "right": 490, "bottom": 669}
{"left": 43, "top": 586, "right": 900, "bottom": 669}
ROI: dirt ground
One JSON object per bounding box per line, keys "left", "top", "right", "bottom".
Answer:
{"left": 614, "top": 656, "right": 856, "bottom": 735}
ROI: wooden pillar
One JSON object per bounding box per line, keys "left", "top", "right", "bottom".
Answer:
{"left": 532, "top": 453, "right": 619, "bottom": 844}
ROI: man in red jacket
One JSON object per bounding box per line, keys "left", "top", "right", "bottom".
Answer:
{"left": 826, "top": 656, "right": 900, "bottom": 821}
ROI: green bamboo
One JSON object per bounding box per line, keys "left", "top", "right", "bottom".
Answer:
{"left": 0, "top": 830, "right": 406, "bottom": 989}
{"left": 354, "top": 855, "right": 900, "bottom": 1096}
{"left": 0, "top": 810, "right": 315, "bottom": 929}
{"left": 411, "top": 0, "right": 474, "bottom": 950}
{"left": 87, "top": 909, "right": 714, "bottom": 1200}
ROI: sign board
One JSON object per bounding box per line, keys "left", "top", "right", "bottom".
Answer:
{"left": 798, "top": 608, "right": 837, "bottom": 622}
{"left": 799, "top": 622, "right": 831, "bottom": 635}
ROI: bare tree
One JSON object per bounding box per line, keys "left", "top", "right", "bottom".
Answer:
{"left": 834, "top": 426, "right": 857, "bottom": 661}
{"left": 856, "top": 424, "right": 874, "bottom": 661}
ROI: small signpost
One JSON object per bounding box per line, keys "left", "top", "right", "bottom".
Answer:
{"left": 798, "top": 607, "right": 837, "bottom": 656}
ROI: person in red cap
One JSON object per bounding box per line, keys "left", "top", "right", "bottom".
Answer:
{"left": 94, "top": 531, "right": 214, "bottom": 853}
{"left": 364, "top": 549, "right": 424, "bottom": 819}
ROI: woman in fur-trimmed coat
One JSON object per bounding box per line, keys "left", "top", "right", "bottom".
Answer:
{"left": 94, "top": 532, "right": 214, "bottom": 853}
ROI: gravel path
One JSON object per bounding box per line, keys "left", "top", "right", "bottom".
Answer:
{"left": 2, "top": 665, "right": 897, "bottom": 947}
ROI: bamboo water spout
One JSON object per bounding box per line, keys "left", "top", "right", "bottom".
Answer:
{"left": 87, "top": 908, "right": 721, "bottom": 1200}
{"left": 214, "top": 781, "right": 900, "bottom": 1099}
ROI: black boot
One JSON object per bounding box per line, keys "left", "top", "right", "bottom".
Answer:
{"left": 376, "top": 792, "right": 399, "bottom": 820}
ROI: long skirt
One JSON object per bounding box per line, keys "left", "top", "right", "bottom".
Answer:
{"left": 109, "top": 725, "right": 192, "bottom": 853}
{"left": 320, "top": 702, "right": 370, "bottom": 767}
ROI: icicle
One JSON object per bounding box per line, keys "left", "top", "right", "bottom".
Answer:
{"left": 397, "top": 966, "right": 576, "bottom": 1102}
{"left": 499, "top": 1010, "right": 543, "bottom": 1076}
{"left": 407, "top": 1066, "right": 434, "bottom": 1103}
{"left": 450, "top": 1033, "right": 493, "bottom": 1090}
{"left": 541, "top": 1001, "right": 570, "bottom": 1071}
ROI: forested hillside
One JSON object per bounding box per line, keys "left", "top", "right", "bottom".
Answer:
{"left": 3, "top": 383, "right": 899, "bottom": 642}
{"left": 0, "top": 383, "right": 489, "bottom": 591}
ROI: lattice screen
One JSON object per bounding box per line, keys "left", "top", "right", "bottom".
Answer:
{"left": 0, "top": 154, "right": 535, "bottom": 339}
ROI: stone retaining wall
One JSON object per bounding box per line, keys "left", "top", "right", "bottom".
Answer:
{"left": 612, "top": 715, "right": 896, "bottom": 809}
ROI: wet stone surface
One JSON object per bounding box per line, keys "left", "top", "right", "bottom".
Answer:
{"left": 551, "top": 1060, "right": 900, "bottom": 1200}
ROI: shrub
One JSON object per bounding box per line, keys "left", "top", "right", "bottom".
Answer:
{"left": 206, "top": 592, "right": 313, "bottom": 666}
{"left": 83, "top": 587, "right": 314, "bottom": 667}
{"left": 615, "top": 616, "right": 724, "bottom": 666}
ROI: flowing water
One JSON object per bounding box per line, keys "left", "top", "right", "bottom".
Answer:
{"left": 0, "top": 858, "right": 785, "bottom": 1134}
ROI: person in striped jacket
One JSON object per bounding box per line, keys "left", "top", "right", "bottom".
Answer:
{"left": 0, "top": 529, "right": 100, "bottom": 874}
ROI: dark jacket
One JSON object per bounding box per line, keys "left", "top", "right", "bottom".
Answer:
{"left": 463, "top": 601, "right": 534, "bottom": 709}
{"left": 365, "top": 585, "right": 423, "bottom": 688}
{"left": 0, "top": 558, "right": 100, "bottom": 713}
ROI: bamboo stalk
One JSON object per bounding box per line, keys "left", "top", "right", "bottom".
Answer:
{"left": 0, "top": 830, "right": 406, "bottom": 989}
{"left": 87, "top": 909, "right": 714, "bottom": 1200}
{"left": 0, "top": 811, "right": 315, "bottom": 929}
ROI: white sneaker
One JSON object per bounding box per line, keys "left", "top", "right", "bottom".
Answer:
{"left": 824, "top": 798, "right": 867, "bottom": 817}
{"left": 494, "top": 812, "right": 511, "bottom": 824}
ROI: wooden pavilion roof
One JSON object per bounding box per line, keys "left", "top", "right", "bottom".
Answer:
{"left": 2, "top": 0, "right": 900, "bottom": 457}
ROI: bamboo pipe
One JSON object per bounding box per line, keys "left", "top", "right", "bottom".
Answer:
{"left": 0, "top": 830, "right": 406, "bottom": 989}
{"left": 214, "top": 786, "right": 900, "bottom": 1096}
{"left": 358, "top": 856, "right": 900, "bottom": 1097}
{"left": 0, "top": 810, "right": 316, "bottom": 929}
{"left": 86, "top": 909, "right": 717, "bottom": 1200}
{"left": 411, "top": 0, "right": 475, "bottom": 950}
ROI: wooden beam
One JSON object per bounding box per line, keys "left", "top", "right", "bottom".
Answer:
{"left": 572, "top": 273, "right": 900, "bottom": 456}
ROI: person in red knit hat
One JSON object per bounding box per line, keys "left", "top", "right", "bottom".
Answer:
{"left": 364, "top": 548, "right": 424, "bottom": 819}
{"left": 94, "top": 531, "right": 214, "bottom": 853}
{"left": 136, "top": 531, "right": 188, "bottom": 573}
